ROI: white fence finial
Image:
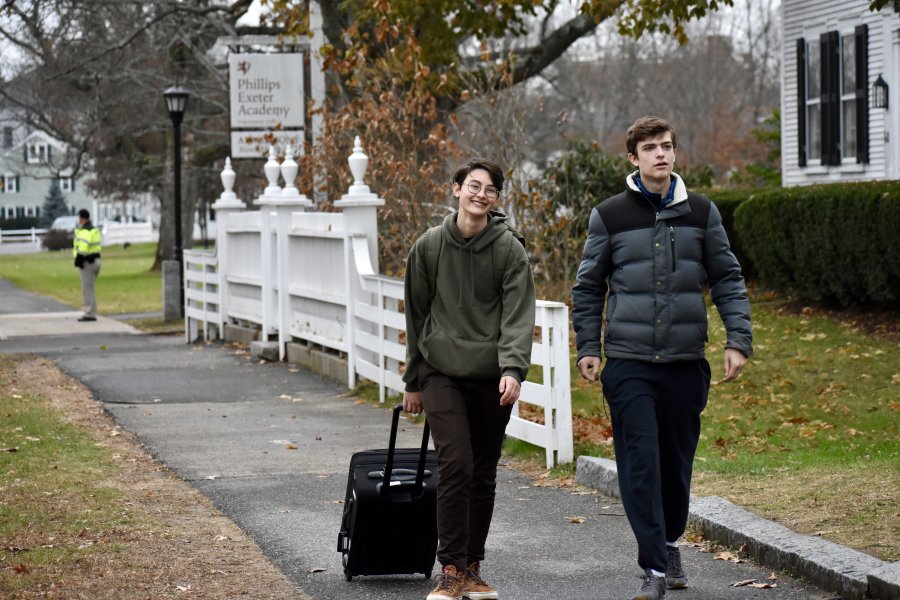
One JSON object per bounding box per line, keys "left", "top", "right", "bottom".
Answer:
{"left": 219, "top": 158, "right": 237, "bottom": 201}
{"left": 263, "top": 146, "right": 282, "bottom": 196}
{"left": 280, "top": 146, "right": 300, "bottom": 198}
{"left": 348, "top": 136, "right": 369, "bottom": 194}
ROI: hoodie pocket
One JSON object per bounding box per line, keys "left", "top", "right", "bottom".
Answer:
{"left": 420, "top": 328, "right": 499, "bottom": 378}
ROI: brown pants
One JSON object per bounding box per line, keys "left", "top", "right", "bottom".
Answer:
{"left": 419, "top": 361, "right": 513, "bottom": 571}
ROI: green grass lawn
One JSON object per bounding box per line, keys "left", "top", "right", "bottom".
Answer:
{"left": 0, "top": 243, "right": 161, "bottom": 314}
{"left": 509, "top": 300, "right": 900, "bottom": 561}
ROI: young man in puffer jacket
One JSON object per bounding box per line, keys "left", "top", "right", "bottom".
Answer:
{"left": 572, "top": 117, "right": 752, "bottom": 600}
{"left": 403, "top": 158, "right": 535, "bottom": 600}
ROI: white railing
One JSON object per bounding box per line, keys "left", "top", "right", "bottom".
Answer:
{"left": 101, "top": 221, "right": 157, "bottom": 245}
{"left": 0, "top": 228, "right": 47, "bottom": 244}
{"left": 184, "top": 142, "right": 575, "bottom": 466}
{"left": 184, "top": 249, "right": 222, "bottom": 341}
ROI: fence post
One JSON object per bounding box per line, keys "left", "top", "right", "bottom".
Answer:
{"left": 270, "top": 146, "right": 313, "bottom": 359}
{"left": 209, "top": 157, "right": 246, "bottom": 337}
{"left": 255, "top": 146, "right": 284, "bottom": 340}
{"left": 334, "top": 136, "right": 385, "bottom": 388}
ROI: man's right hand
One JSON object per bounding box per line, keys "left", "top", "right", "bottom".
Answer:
{"left": 403, "top": 391, "right": 423, "bottom": 415}
{"left": 577, "top": 356, "right": 602, "bottom": 382}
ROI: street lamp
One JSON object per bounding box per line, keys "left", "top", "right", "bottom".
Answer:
{"left": 163, "top": 85, "right": 190, "bottom": 316}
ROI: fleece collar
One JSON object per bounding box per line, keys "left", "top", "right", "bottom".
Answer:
{"left": 626, "top": 171, "right": 688, "bottom": 207}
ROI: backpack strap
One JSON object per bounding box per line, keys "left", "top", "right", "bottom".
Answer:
{"left": 492, "top": 225, "right": 526, "bottom": 294}
{"left": 423, "top": 226, "right": 443, "bottom": 300}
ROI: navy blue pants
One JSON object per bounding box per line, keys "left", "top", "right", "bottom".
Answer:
{"left": 600, "top": 357, "right": 711, "bottom": 572}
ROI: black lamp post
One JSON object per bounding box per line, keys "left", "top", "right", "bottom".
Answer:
{"left": 163, "top": 85, "right": 190, "bottom": 316}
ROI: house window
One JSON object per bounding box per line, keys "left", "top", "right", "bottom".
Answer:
{"left": 60, "top": 177, "right": 74, "bottom": 192}
{"left": 24, "top": 206, "right": 39, "bottom": 218}
{"left": 806, "top": 38, "right": 822, "bottom": 162}
{"left": 2, "top": 206, "right": 14, "bottom": 219}
{"left": 797, "top": 26, "right": 868, "bottom": 167}
{"left": 2, "top": 127, "right": 12, "bottom": 149}
{"left": 27, "top": 142, "right": 49, "bottom": 164}
{"left": 1, "top": 174, "right": 18, "bottom": 194}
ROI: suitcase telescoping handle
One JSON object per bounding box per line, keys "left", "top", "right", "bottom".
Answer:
{"left": 382, "top": 404, "right": 431, "bottom": 497}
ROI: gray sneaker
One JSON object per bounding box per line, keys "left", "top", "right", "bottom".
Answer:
{"left": 632, "top": 569, "right": 666, "bottom": 600}
{"left": 666, "top": 546, "right": 688, "bottom": 589}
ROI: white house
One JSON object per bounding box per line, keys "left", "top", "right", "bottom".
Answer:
{"left": 782, "top": 0, "right": 900, "bottom": 186}
{"left": 0, "top": 126, "right": 155, "bottom": 225}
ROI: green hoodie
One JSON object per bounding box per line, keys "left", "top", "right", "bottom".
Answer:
{"left": 403, "top": 210, "right": 536, "bottom": 392}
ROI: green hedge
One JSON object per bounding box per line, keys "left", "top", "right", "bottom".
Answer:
{"left": 699, "top": 188, "right": 763, "bottom": 278}
{"left": 734, "top": 181, "right": 900, "bottom": 306}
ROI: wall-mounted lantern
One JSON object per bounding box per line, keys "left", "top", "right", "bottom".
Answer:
{"left": 873, "top": 75, "right": 889, "bottom": 109}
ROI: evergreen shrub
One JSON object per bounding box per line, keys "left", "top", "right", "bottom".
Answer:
{"left": 734, "top": 181, "right": 900, "bottom": 306}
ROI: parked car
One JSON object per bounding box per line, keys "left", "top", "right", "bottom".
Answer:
{"left": 43, "top": 215, "right": 79, "bottom": 251}
{"left": 50, "top": 215, "right": 79, "bottom": 232}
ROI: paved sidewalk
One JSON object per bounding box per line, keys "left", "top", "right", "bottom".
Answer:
{"left": 0, "top": 281, "right": 833, "bottom": 599}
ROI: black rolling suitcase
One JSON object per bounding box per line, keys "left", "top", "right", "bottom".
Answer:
{"left": 337, "top": 404, "right": 438, "bottom": 581}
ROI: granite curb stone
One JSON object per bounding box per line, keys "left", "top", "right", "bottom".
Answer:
{"left": 575, "top": 455, "right": 897, "bottom": 600}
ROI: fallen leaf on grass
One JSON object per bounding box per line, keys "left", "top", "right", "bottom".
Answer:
{"left": 566, "top": 516, "right": 587, "bottom": 524}
{"left": 2, "top": 447, "right": 19, "bottom": 453}
{"left": 176, "top": 584, "right": 191, "bottom": 592}
{"left": 13, "top": 563, "right": 29, "bottom": 574}
{"left": 307, "top": 566, "right": 327, "bottom": 573}
{"left": 286, "top": 444, "right": 298, "bottom": 450}
{"left": 731, "top": 579, "right": 757, "bottom": 587}
{"left": 768, "top": 572, "right": 778, "bottom": 581}
{"left": 213, "top": 535, "right": 231, "bottom": 542}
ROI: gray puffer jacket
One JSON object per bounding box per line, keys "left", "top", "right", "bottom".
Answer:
{"left": 572, "top": 172, "right": 752, "bottom": 364}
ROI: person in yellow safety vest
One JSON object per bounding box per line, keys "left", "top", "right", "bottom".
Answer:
{"left": 73, "top": 208, "right": 102, "bottom": 322}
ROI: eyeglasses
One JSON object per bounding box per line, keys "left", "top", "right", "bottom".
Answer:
{"left": 465, "top": 180, "right": 499, "bottom": 200}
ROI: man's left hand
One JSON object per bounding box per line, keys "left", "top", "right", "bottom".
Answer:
{"left": 722, "top": 348, "right": 747, "bottom": 382}
{"left": 499, "top": 376, "right": 520, "bottom": 406}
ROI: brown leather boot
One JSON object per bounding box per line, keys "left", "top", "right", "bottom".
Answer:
{"left": 427, "top": 564, "right": 465, "bottom": 600}
{"left": 463, "top": 562, "right": 499, "bottom": 600}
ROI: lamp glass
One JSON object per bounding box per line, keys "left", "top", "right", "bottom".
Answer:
{"left": 873, "top": 76, "right": 888, "bottom": 109}
{"left": 163, "top": 86, "right": 191, "bottom": 116}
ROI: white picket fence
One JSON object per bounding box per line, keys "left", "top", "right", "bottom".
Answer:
{"left": 183, "top": 140, "right": 573, "bottom": 467}
{"left": 0, "top": 228, "right": 47, "bottom": 244}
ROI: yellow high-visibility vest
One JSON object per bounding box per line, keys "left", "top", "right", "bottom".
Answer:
{"left": 73, "top": 224, "right": 102, "bottom": 257}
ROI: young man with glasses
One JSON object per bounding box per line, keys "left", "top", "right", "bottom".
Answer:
{"left": 403, "top": 158, "right": 535, "bottom": 600}
{"left": 572, "top": 117, "right": 752, "bottom": 600}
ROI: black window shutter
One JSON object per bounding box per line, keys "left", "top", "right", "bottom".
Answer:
{"left": 14, "top": 176, "right": 19, "bottom": 193}
{"left": 46, "top": 145, "right": 51, "bottom": 162}
{"left": 855, "top": 24, "right": 869, "bottom": 164}
{"left": 797, "top": 38, "right": 807, "bottom": 167}
{"left": 71, "top": 178, "right": 75, "bottom": 192}
{"left": 820, "top": 31, "right": 841, "bottom": 165}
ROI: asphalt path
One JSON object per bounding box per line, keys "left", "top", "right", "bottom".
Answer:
{"left": 0, "top": 281, "right": 834, "bottom": 600}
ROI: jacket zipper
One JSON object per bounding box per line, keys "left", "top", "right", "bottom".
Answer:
{"left": 669, "top": 226, "right": 676, "bottom": 272}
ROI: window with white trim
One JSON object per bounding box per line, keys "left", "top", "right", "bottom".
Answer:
{"left": 24, "top": 205, "right": 38, "bottom": 218}
{"left": 806, "top": 38, "right": 822, "bottom": 163}
{"left": 1, "top": 174, "right": 19, "bottom": 194}
{"left": 797, "top": 25, "right": 868, "bottom": 167}
{"left": 27, "top": 142, "right": 49, "bottom": 164}
{"left": 2, "top": 206, "right": 14, "bottom": 219}
{"left": 840, "top": 33, "right": 857, "bottom": 160}
{"left": 60, "top": 177, "right": 74, "bottom": 192}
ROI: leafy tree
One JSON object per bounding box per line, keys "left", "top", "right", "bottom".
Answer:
{"left": 40, "top": 181, "right": 69, "bottom": 227}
